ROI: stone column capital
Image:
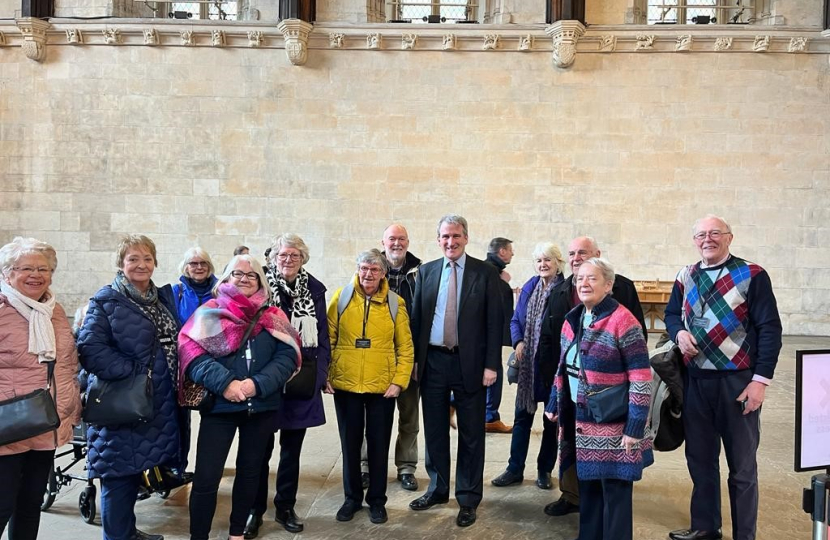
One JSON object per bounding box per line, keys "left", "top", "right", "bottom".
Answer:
{"left": 277, "top": 18, "right": 313, "bottom": 66}
{"left": 16, "top": 17, "right": 51, "bottom": 62}
{"left": 545, "top": 20, "right": 586, "bottom": 68}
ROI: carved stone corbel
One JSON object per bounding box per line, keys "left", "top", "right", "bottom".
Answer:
{"left": 143, "top": 28, "right": 158, "bottom": 45}
{"left": 65, "top": 28, "right": 83, "bottom": 44}
{"left": 442, "top": 34, "right": 456, "bottom": 51}
{"left": 16, "top": 18, "right": 50, "bottom": 62}
{"left": 402, "top": 34, "right": 417, "bottom": 50}
{"left": 277, "top": 19, "right": 313, "bottom": 66}
{"left": 545, "top": 20, "right": 586, "bottom": 69}
{"left": 788, "top": 37, "right": 808, "bottom": 52}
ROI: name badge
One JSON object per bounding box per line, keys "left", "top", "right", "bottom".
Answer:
{"left": 158, "top": 337, "right": 174, "bottom": 345}
{"left": 691, "top": 316, "right": 708, "bottom": 329}
{"left": 565, "top": 363, "right": 580, "bottom": 379}
{"left": 245, "top": 346, "right": 252, "bottom": 361}
{"left": 355, "top": 338, "right": 371, "bottom": 349}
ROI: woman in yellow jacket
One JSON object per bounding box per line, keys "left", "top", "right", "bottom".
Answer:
{"left": 326, "top": 248, "right": 414, "bottom": 525}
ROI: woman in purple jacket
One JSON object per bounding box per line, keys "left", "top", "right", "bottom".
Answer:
{"left": 491, "top": 242, "right": 565, "bottom": 491}
{"left": 245, "top": 234, "right": 331, "bottom": 538}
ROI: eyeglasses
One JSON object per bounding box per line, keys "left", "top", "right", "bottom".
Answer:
{"left": 12, "top": 266, "right": 52, "bottom": 275}
{"left": 277, "top": 253, "right": 302, "bottom": 262}
{"left": 187, "top": 261, "right": 209, "bottom": 268}
{"left": 693, "top": 230, "right": 731, "bottom": 241}
{"left": 358, "top": 266, "right": 382, "bottom": 275}
{"left": 230, "top": 270, "right": 259, "bottom": 281}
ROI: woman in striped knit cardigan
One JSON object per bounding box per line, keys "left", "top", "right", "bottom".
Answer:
{"left": 545, "top": 258, "right": 652, "bottom": 540}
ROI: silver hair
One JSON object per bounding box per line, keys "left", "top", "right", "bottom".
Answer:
{"left": 580, "top": 257, "right": 616, "bottom": 286}
{"left": 178, "top": 246, "right": 216, "bottom": 277}
{"left": 268, "top": 233, "right": 310, "bottom": 265}
{"left": 692, "top": 214, "right": 732, "bottom": 235}
{"left": 436, "top": 214, "right": 469, "bottom": 237}
{"left": 356, "top": 248, "right": 388, "bottom": 275}
{"left": 532, "top": 242, "right": 565, "bottom": 274}
{"left": 0, "top": 236, "right": 58, "bottom": 278}
{"left": 382, "top": 223, "right": 409, "bottom": 239}
{"left": 213, "top": 254, "right": 272, "bottom": 300}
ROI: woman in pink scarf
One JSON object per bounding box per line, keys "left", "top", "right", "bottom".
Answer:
{"left": 178, "top": 255, "right": 300, "bottom": 540}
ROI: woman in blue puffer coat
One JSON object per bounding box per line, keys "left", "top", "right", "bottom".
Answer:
{"left": 171, "top": 247, "right": 218, "bottom": 326}
{"left": 78, "top": 234, "right": 181, "bottom": 540}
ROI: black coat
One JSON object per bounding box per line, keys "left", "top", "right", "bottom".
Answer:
{"left": 411, "top": 255, "right": 503, "bottom": 394}
{"left": 537, "top": 273, "right": 647, "bottom": 395}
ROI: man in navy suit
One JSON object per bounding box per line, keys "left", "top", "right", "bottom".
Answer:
{"left": 408, "top": 214, "right": 502, "bottom": 527}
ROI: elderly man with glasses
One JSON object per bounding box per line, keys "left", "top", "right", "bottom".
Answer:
{"left": 665, "top": 215, "right": 782, "bottom": 540}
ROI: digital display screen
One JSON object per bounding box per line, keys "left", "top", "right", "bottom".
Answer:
{"left": 795, "top": 350, "right": 830, "bottom": 472}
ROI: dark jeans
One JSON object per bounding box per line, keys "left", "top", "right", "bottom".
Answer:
{"left": 506, "top": 404, "right": 557, "bottom": 476}
{"left": 578, "top": 478, "right": 633, "bottom": 540}
{"left": 422, "top": 348, "right": 486, "bottom": 508}
{"left": 684, "top": 370, "right": 760, "bottom": 540}
{"left": 253, "top": 428, "right": 307, "bottom": 516}
{"left": 485, "top": 364, "right": 504, "bottom": 423}
{"left": 101, "top": 473, "right": 142, "bottom": 540}
{"left": 189, "top": 410, "right": 275, "bottom": 540}
{"left": 0, "top": 449, "right": 55, "bottom": 540}
{"left": 333, "top": 391, "right": 395, "bottom": 507}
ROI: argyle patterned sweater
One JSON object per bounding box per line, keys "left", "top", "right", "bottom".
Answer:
{"left": 664, "top": 255, "right": 782, "bottom": 380}
{"left": 545, "top": 295, "right": 653, "bottom": 482}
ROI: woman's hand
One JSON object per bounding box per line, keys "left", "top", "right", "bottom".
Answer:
{"left": 515, "top": 341, "right": 526, "bottom": 362}
{"left": 383, "top": 384, "right": 401, "bottom": 399}
{"left": 622, "top": 435, "right": 641, "bottom": 455}
{"left": 222, "top": 380, "right": 248, "bottom": 402}
{"left": 324, "top": 381, "right": 335, "bottom": 394}
{"left": 240, "top": 378, "right": 257, "bottom": 398}
{"left": 544, "top": 411, "right": 558, "bottom": 422}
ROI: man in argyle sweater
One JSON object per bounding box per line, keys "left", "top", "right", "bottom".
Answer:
{"left": 665, "top": 215, "right": 782, "bottom": 540}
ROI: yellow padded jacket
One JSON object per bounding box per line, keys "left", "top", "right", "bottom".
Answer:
{"left": 327, "top": 276, "right": 414, "bottom": 394}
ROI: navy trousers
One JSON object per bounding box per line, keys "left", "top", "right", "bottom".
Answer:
{"left": 577, "top": 478, "right": 633, "bottom": 540}
{"left": 506, "top": 404, "right": 557, "bottom": 476}
{"left": 101, "top": 473, "right": 142, "bottom": 540}
{"left": 683, "top": 370, "right": 760, "bottom": 540}
{"left": 253, "top": 428, "right": 307, "bottom": 516}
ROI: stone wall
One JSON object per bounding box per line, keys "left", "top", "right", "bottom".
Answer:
{"left": 0, "top": 20, "right": 829, "bottom": 335}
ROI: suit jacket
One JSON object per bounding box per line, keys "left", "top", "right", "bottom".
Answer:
{"left": 412, "top": 254, "right": 503, "bottom": 394}
{"left": 537, "top": 273, "right": 646, "bottom": 394}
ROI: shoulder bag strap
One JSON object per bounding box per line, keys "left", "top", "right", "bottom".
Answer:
{"left": 236, "top": 305, "right": 268, "bottom": 360}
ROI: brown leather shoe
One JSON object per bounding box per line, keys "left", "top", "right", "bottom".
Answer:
{"left": 485, "top": 420, "right": 513, "bottom": 433}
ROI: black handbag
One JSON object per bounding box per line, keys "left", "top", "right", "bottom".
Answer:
{"left": 584, "top": 382, "right": 630, "bottom": 424}
{"left": 83, "top": 343, "right": 155, "bottom": 426}
{"left": 283, "top": 352, "right": 316, "bottom": 400}
{"left": 506, "top": 352, "right": 519, "bottom": 385}
{"left": 0, "top": 362, "right": 60, "bottom": 447}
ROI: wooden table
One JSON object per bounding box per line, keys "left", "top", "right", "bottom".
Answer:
{"left": 634, "top": 280, "right": 674, "bottom": 334}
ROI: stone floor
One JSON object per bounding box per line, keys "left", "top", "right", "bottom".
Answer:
{"left": 20, "top": 336, "right": 827, "bottom": 540}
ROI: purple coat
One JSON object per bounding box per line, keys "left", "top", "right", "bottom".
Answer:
{"left": 271, "top": 272, "right": 331, "bottom": 430}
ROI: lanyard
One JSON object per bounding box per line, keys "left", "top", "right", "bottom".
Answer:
{"left": 361, "top": 294, "right": 371, "bottom": 339}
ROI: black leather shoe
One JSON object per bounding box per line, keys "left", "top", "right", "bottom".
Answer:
{"left": 131, "top": 530, "right": 163, "bottom": 540}
{"left": 397, "top": 473, "right": 418, "bottom": 491}
{"left": 336, "top": 501, "right": 362, "bottom": 522}
{"left": 369, "top": 505, "right": 388, "bottom": 524}
{"left": 275, "top": 508, "right": 304, "bottom": 533}
{"left": 536, "top": 472, "right": 552, "bottom": 490}
{"left": 491, "top": 470, "right": 523, "bottom": 487}
{"left": 668, "top": 529, "right": 723, "bottom": 540}
{"left": 456, "top": 506, "right": 477, "bottom": 527}
{"left": 242, "top": 512, "right": 263, "bottom": 539}
{"left": 409, "top": 493, "right": 450, "bottom": 511}
{"left": 544, "top": 497, "right": 579, "bottom": 516}
{"left": 361, "top": 472, "right": 370, "bottom": 489}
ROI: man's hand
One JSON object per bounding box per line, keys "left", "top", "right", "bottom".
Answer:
{"left": 483, "top": 368, "right": 497, "bottom": 387}
{"left": 383, "top": 384, "right": 402, "bottom": 399}
{"left": 737, "top": 380, "right": 767, "bottom": 415}
{"left": 544, "top": 411, "right": 558, "bottom": 423}
{"left": 622, "top": 435, "right": 641, "bottom": 454}
{"left": 676, "top": 330, "right": 700, "bottom": 357}
{"left": 515, "top": 341, "right": 526, "bottom": 362}
{"left": 500, "top": 271, "right": 511, "bottom": 284}
{"left": 324, "top": 381, "right": 335, "bottom": 394}
{"left": 222, "top": 380, "right": 248, "bottom": 402}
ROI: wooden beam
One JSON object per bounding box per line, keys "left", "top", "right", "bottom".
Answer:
{"left": 20, "top": 0, "right": 53, "bottom": 18}
{"left": 279, "top": 0, "right": 315, "bottom": 22}
{"left": 546, "top": 0, "right": 585, "bottom": 24}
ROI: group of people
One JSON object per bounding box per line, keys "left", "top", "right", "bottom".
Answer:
{"left": 0, "top": 212, "right": 781, "bottom": 540}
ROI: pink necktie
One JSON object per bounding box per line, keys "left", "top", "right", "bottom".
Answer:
{"left": 443, "top": 261, "right": 458, "bottom": 349}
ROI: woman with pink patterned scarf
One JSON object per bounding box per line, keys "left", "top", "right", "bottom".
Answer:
{"left": 178, "top": 254, "right": 301, "bottom": 540}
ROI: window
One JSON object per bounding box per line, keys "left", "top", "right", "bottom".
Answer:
{"left": 391, "top": 0, "right": 478, "bottom": 23}
{"left": 167, "top": 1, "right": 238, "bottom": 20}
{"left": 647, "top": 0, "right": 756, "bottom": 24}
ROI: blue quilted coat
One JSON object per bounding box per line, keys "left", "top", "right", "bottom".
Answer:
{"left": 77, "top": 285, "right": 181, "bottom": 479}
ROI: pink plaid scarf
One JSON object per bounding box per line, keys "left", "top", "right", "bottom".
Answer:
{"left": 177, "top": 283, "right": 301, "bottom": 401}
